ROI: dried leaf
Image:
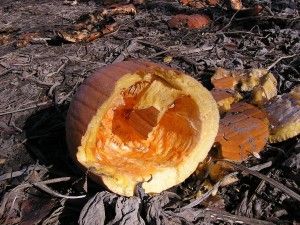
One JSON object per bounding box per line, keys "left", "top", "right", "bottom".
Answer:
{"left": 145, "top": 192, "right": 201, "bottom": 224}
{"left": 19, "top": 196, "right": 56, "bottom": 225}
{"left": 79, "top": 191, "right": 145, "bottom": 225}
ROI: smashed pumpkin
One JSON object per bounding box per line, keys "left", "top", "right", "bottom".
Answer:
{"left": 66, "top": 60, "right": 219, "bottom": 196}
{"left": 215, "top": 102, "right": 269, "bottom": 161}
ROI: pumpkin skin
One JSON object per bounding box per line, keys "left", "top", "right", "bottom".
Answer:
{"left": 66, "top": 60, "right": 219, "bottom": 196}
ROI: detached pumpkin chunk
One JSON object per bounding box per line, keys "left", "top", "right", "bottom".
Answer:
{"left": 66, "top": 60, "right": 219, "bottom": 196}
{"left": 211, "top": 68, "right": 277, "bottom": 104}
{"left": 215, "top": 102, "right": 269, "bottom": 162}
{"left": 264, "top": 85, "right": 300, "bottom": 143}
{"left": 211, "top": 88, "right": 242, "bottom": 113}
{"left": 168, "top": 14, "right": 211, "bottom": 29}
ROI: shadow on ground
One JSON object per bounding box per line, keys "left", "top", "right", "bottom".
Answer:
{"left": 23, "top": 105, "right": 104, "bottom": 224}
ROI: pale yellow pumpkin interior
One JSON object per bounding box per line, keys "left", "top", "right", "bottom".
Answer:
{"left": 76, "top": 69, "right": 219, "bottom": 196}
{"left": 94, "top": 76, "right": 201, "bottom": 178}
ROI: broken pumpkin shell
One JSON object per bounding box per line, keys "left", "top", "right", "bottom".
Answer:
{"left": 167, "top": 14, "right": 211, "bottom": 29}
{"left": 179, "top": 0, "right": 219, "bottom": 8}
{"left": 66, "top": 60, "right": 219, "bottom": 196}
{"left": 251, "top": 71, "right": 277, "bottom": 105}
{"left": 215, "top": 102, "right": 269, "bottom": 162}
{"left": 264, "top": 85, "right": 300, "bottom": 143}
{"left": 211, "top": 68, "right": 277, "bottom": 105}
{"left": 211, "top": 88, "right": 242, "bottom": 113}
{"left": 211, "top": 68, "right": 241, "bottom": 90}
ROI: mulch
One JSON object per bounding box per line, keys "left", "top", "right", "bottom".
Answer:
{"left": 0, "top": 0, "right": 299, "bottom": 224}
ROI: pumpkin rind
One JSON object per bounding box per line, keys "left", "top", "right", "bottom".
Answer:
{"left": 215, "top": 102, "right": 269, "bottom": 161}
{"left": 66, "top": 60, "right": 219, "bottom": 196}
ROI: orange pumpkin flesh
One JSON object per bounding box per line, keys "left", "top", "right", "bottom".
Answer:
{"left": 66, "top": 60, "right": 219, "bottom": 196}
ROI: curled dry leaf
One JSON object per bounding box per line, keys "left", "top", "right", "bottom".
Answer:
{"left": 215, "top": 102, "right": 269, "bottom": 162}
{"left": 66, "top": 60, "right": 219, "bottom": 196}
{"left": 168, "top": 14, "right": 211, "bottom": 29}
{"left": 79, "top": 191, "right": 144, "bottom": 225}
{"left": 211, "top": 88, "right": 242, "bottom": 112}
{"left": 264, "top": 85, "right": 300, "bottom": 143}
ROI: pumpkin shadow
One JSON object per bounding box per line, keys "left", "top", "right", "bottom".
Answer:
{"left": 24, "top": 105, "right": 102, "bottom": 224}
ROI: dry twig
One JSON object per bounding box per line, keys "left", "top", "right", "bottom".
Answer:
{"left": 0, "top": 101, "right": 52, "bottom": 116}
{"left": 267, "top": 54, "right": 298, "bottom": 70}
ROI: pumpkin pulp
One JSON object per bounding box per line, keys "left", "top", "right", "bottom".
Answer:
{"left": 94, "top": 75, "right": 201, "bottom": 178}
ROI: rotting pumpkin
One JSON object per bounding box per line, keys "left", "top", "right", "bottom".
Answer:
{"left": 66, "top": 60, "right": 219, "bottom": 196}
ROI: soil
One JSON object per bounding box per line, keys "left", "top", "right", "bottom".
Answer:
{"left": 0, "top": 0, "right": 299, "bottom": 224}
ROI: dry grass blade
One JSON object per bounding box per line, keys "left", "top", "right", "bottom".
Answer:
{"left": 226, "top": 161, "right": 300, "bottom": 202}
{"left": 0, "top": 101, "right": 52, "bottom": 116}
{"left": 33, "top": 183, "right": 86, "bottom": 199}
{"left": 202, "top": 208, "right": 275, "bottom": 225}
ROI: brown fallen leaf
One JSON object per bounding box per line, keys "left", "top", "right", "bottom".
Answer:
{"left": 19, "top": 195, "right": 56, "bottom": 225}
{"left": 79, "top": 192, "right": 144, "bottom": 225}
{"left": 168, "top": 14, "right": 211, "bottom": 29}
{"left": 264, "top": 85, "right": 300, "bottom": 143}
{"left": 215, "top": 102, "right": 269, "bottom": 162}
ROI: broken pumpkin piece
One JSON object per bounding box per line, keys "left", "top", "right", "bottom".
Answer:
{"left": 168, "top": 14, "right": 211, "bottom": 29}
{"left": 264, "top": 85, "right": 300, "bottom": 143}
{"left": 179, "top": 0, "right": 219, "bottom": 8}
{"left": 252, "top": 71, "right": 277, "bottom": 105}
{"left": 239, "top": 69, "right": 272, "bottom": 92}
{"left": 211, "top": 68, "right": 277, "bottom": 104}
{"left": 66, "top": 60, "right": 219, "bottom": 196}
{"left": 58, "top": 4, "right": 135, "bottom": 43}
{"left": 215, "top": 102, "right": 269, "bottom": 162}
{"left": 211, "top": 68, "right": 241, "bottom": 90}
{"left": 208, "top": 161, "right": 236, "bottom": 185}
{"left": 211, "top": 88, "right": 242, "bottom": 113}
{"left": 230, "top": 0, "right": 243, "bottom": 10}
